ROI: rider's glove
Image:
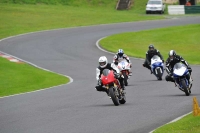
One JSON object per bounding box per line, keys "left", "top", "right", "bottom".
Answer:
{"left": 187, "top": 66, "right": 192, "bottom": 73}
{"left": 114, "top": 61, "right": 118, "bottom": 65}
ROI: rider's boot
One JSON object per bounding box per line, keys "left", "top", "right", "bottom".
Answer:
{"left": 128, "top": 71, "right": 132, "bottom": 76}
{"left": 147, "top": 65, "right": 153, "bottom": 74}
{"left": 174, "top": 82, "right": 177, "bottom": 87}
{"left": 150, "top": 70, "right": 153, "bottom": 74}
{"left": 148, "top": 68, "right": 153, "bottom": 74}
{"left": 120, "top": 84, "right": 125, "bottom": 90}
{"left": 189, "top": 75, "right": 193, "bottom": 93}
{"left": 190, "top": 76, "right": 193, "bottom": 83}
{"left": 128, "top": 71, "right": 132, "bottom": 78}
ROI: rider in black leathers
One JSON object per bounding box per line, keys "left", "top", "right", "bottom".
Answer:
{"left": 95, "top": 56, "right": 125, "bottom": 96}
{"left": 165, "top": 50, "right": 192, "bottom": 83}
{"left": 143, "top": 44, "right": 164, "bottom": 73}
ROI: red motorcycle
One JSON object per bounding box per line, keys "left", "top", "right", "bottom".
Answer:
{"left": 101, "top": 69, "right": 126, "bottom": 106}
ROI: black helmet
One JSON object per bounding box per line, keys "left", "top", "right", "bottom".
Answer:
{"left": 169, "top": 50, "right": 176, "bottom": 61}
{"left": 149, "top": 44, "right": 154, "bottom": 51}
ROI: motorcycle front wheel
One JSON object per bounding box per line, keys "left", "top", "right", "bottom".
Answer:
{"left": 155, "top": 68, "right": 162, "bottom": 80}
{"left": 123, "top": 72, "right": 128, "bottom": 86}
{"left": 109, "top": 87, "right": 120, "bottom": 106}
{"left": 181, "top": 80, "right": 190, "bottom": 96}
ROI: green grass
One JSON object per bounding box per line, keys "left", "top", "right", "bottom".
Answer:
{"left": 0, "top": 1, "right": 165, "bottom": 96}
{"left": 100, "top": 24, "right": 200, "bottom": 64}
{"left": 0, "top": 57, "right": 69, "bottom": 97}
{"left": 153, "top": 113, "right": 200, "bottom": 133}
{"left": 0, "top": 3, "right": 165, "bottom": 39}
{"left": 0, "top": 1, "right": 199, "bottom": 132}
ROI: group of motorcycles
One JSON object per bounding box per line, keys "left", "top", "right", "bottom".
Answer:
{"left": 150, "top": 55, "right": 192, "bottom": 96}
{"left": 100, "top": 56, "right": 192, "bottom": 106}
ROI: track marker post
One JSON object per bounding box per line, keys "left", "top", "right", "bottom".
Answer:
{"left": 193, "top": 96, "right": 200, "bottom": 116}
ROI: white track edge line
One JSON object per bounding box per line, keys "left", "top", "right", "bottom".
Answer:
{"left": 96, "top": 37, "right": 144, "bottom": 61}
{"left": 149, "top": 112, "right": 192, "bottom": 133}
{"left": 0, "top": 51, "right": 73, "bottom": 99}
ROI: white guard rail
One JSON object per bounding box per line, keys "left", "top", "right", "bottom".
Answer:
{"left": 168, "top": 5, "right": 185, "bottom": 15}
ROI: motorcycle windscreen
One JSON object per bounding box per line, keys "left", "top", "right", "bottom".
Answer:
{"left": 173, "top": 63, "right": 187, "bottom": 76}
{"left": 151, "top": 55, "right": 163, "bottom": 68}
{"left": 151, "top": 55, "right": 162, "bottom": 65}
{"left": 101, "top": 69, "right": 115, "bottom": 85}
{"left": 151, "top": 55, "right": 160, "bottom": 60}
{"left": 118, "top": 60, "right": 129, "bottom": 70}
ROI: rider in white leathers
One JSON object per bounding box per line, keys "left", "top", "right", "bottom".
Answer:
{"left": 113, "top": 49, "right": 132, "bottom": 76}
{"left": 95, "top": 56, "right": 125, "bottom": 95}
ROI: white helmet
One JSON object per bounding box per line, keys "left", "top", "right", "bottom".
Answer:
{"left": 99, "top": 56, "right": 108, "bottom": 68}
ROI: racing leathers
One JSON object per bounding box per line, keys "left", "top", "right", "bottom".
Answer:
{"left": 95, "top": 63, "right": 124, "bottom": 92}
{"left": 113, "top": 54, "right": 132, "bottom": 75}
{"left": 165, "top": 55, "right": 192, "bottom": 83}
{"left": 143, "top": 49, "right": 164, "bottom": 70}
{"left": 113, "top": 53, "right": 130, "bottom": 65}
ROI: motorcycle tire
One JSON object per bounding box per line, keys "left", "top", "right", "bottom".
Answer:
{"left": 181, "top": 80, "right": 190, "bottom": 96}
{"left": 156, "top": 68, "right": 162, "bottom": 80}
{"left": 109, "top": 87, "right": 120, "bottom": 106}
{"left": 123, "top": 72, "right": 128, "bottom": 86}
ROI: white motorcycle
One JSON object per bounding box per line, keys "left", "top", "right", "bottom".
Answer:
{"left": 150, "top": 55, "right": 164, "bottom": 80}
{"left": 173, "top": 63, "right": 192, "bottom": 96}
{"left": 117, "top": 59, "right": 131, "bottom": 86}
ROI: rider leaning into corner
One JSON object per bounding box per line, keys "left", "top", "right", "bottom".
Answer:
{"left": 165, "top": 50, "right": 193, "bottom": 84}
{"left": 113, "top": 49, "right": 132, "bottom": 76}
{"left": 143, "top": 44, "right": 164, "bottom": 73}
{"left": 95, "top": 56, "right": 125, "bottom": 96}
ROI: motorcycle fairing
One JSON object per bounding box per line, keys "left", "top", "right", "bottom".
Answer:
{"left": 101, "top": 69, "right": 116, "bottom": 85}
{"left": 173, "top": 63, "right": 188, "bottom": 77}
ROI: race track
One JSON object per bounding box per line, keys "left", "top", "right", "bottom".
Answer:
{"left": 0, "top": 16, "right": 200, "bottom": 133}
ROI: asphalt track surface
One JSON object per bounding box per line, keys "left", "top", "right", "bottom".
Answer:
{"left": 0, "top": 16, "right": 200, "bottom": 133}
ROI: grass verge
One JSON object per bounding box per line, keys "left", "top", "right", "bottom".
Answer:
{"left": 153, "top": 113, "right": 200, "bottom": 133}
{"left": 0, "top": 3, "right": 165, "bottom": 39}
{"left": 100, "top": 24, "right": 200, "bottom": 64}
{"left": 0, "top": 57, "right": 69, "bottom": 97}
{"left": 0, "top": 3, "right": 165, "bottom": 97}
{"left": 0, "top": 2, "right": 199, "bottom": 132}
